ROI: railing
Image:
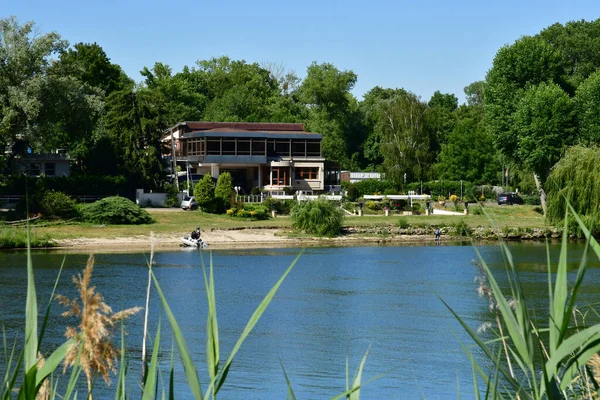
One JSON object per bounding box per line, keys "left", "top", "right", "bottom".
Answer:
{"left": 236, "top": 195, "right": 264, "bottom": 203}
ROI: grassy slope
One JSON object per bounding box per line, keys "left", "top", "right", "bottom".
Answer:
{"left": 21, "top": 205, "right": 545, "bottom": 241}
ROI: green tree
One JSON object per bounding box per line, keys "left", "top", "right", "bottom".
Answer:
{"left": 464, "top": 81, "right": 486, "bottom": 107}
{"left": 0, "top": 17, "right": 68, "bottom": 165}
{"left": 436, "top": 112, "right": 500, "bottom": 183}
{"left": 194, "top": 174, "right": 215, "bottom": 212}
{"left": 214, "top": 172, "right": 233, "bottom": 212}
{"left": 426, "top": 91, "right": 458, "bottom": 155}
{"left": 300, "top": 62, "right": 362, "bottom": 166}
{"left": 574, "top": 70, "right": 600, "bottom": 144}
{"left": 546, "top": 145, "right": 600, "bottom": 234}
{"left": 104, "top": 84, "right": 165, "bottom": 190}
{"left": 513, "top": 82, "right": 576, "bottom": 214}
{"left": 376, "top": 91, "right": 431, "bottom": 185}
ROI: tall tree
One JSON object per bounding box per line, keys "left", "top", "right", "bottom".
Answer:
{"left": 0, "top": 17, "right": 67, "bottom": 167}
{"left": 300, "top": 62, "right": 361, "bottom": 167}
{"left": 574, "top": 70, "right": 600, "bottom": 144}
{"left": 512, "top": 82, "right": 575, "bottom": 214}
{"left": 376, "top": 91, "right": 430, "bottom": 185}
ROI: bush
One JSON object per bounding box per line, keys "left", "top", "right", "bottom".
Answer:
{"left": 194, "top": 174, "right": 215, "bottom": 212}
{"left": 452, "top": 219, "right": 470, "bottom": 236}
{"left": 164, "top": 183, "right": 180, "bottom": 207}
{"left": 80, "top": 196, "right": 154, "bottom": 225}
{"left": 226, "top": 203, "right": 269, "bottom": 220}
{"left": 521, "top": 194, "right": 541, "bottom": 205}
{"left": 411, "top": 203, "right": 422, "bottom": 215}
{"left": 214, "top": 172, "right": 233, "bottom": 213}
{"left": 41, "top": 190, "right": 79, "bottom": 219}
{"left": 396, "top": 217, "right": 409, "bottom": 229}
{"left": 353, "top": 179, "right": 396, "bottom": 197}
{"left": 346, "top": 184, "right": 359, "bottom": 201}
{"left": 291, "top": 199, "right": 344, "bottom": 237}
{"left": 264, "top": 198, "right": 294, "bottom": 215}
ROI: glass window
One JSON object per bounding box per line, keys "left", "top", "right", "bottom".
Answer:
{"left": 272, "top": 167, "right": 288, "bottom": 185}
{"left": 267, "top": 139, "right": 276, "bottom": 157}
{"left": 45, "top": 163, "right": 56, "bottom": 176}
{"left": 292, "top": 140, "right": 306, "bottom": 157}
{"left": 275, "top": 140, "right": 290, "bottom": 156}
{"left": 222, "top": 139, "right": 236, "bottom": 155}
{"left": 207, "top": 138, "right": 221, "bottom": 155}
{"left": 28, "top": 163, "right": 41, "bottom": 176}
{"left": 252, "top": 139, "right": 266, "bottom": 156}
{"left": 306, "top": 141, "right": 321, "bottom": 157}
{"left": 237, "top": 139, "right": 251, "bottom": 155}
{"left": 295, "top": 167, "right": 319, "bottom": 180}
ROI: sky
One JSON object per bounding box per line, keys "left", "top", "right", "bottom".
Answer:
{"left": 5, "top": 0, "right": 600, "bottom": 104}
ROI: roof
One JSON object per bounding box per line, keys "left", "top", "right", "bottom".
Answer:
{"left": 164, "top": 121, "right": 321, "bottom": 140}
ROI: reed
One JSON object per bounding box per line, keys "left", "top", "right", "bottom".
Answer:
{"left": 441, "top": 204, "right": 600, "bottom": 399}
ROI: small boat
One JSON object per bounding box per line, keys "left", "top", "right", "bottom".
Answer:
{"left": 181, "top": 236, "right": 208, "bottom": 249}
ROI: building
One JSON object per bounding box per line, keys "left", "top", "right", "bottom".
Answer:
{"left": 163, "top": 122, "right": 339, "bottom": 194}
{"left": 341, "top": 171, "right": 384, "bottom": 183}
{"left": 11, "top": 152, "right": 72, "bottom": 177}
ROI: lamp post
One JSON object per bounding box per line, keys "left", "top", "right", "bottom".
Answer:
{"left": 234, "top": 186, "right": 240, "bottom": 202}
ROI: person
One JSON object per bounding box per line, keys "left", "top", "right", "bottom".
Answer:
{"left": 435, "top": 228, "right": 441, "bottom": 244}
{"left": 191, "top": 227, "right": 201, "bottom": 240}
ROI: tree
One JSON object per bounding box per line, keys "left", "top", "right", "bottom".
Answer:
{"left": 574, "top": 70, "right": 600, "bottom": 144}
{"left": 546, "top": 146, "right": 600, "bottom": 234}
{"left": 0, "top": 17, "right": 68, "bottom": 165}
{"left": 436, "top": 112, "right": 500, "bottom": 183}
{"left": 513, "top": 82, "right": 575, "bottom": 214}
{"left": 464, "top": 81, "right": 486, "bottom": 107}
{"left": 425, "top": 91, "right": 458, "bottom": 155}
{"left": 194, "top": 174, "right": 215, "bottom": 212}
{"left": 376, "top": 91, "right": 430, "bottom": 185}
{"left": 214, "top": 172, "right": 233, "bottom": 212}
{"left": 300, "top": 62, "right": 362, "bottom": 166}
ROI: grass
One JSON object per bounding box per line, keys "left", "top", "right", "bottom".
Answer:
{"left": 18, "top": 205, "right": 545, "bottom": 243}
{"left": 0, "top": 227, "right": 55, "bottom": 248}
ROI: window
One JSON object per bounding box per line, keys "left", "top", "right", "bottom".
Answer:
{"left": 222, "top": 139, "right": 236, "bottom": 155}
{"left": 292, "top": 140, "right": 306, "bottom": 157}
{"left": 272, "top": 167, "right": 288, "bottom": 185}
{"left": 237, "top": 139, "right": 251, "bottom": 155}
{"left": 207, "top": 138, "right": 221, "bottom": 155}
{"left": 306, "top": 140, "right": 321, "bottom": 157}
{"left": 45, "top": 163, "right": 56, "bottom": 176}
{"left": 252, "top": 139, "right": 266, "bottom": 156}
{"left": 275, "top": 140, "right": 290, "bottom": 156}
{"left": 28, "top": 163, "right": 41, "bottom": 176}
{"left": 295, "top": 167, "right": 319, "bottom": 180}
{"left": 187, "top": 139, "right": 204, "bottom": 156}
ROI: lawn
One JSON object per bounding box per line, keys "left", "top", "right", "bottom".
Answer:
{"left": 19, "top": 204, "right": 546, "bottom": 241}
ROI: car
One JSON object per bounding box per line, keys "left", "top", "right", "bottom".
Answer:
{"left": 181, "top": 195, "right": 198, "bottom": 210}
{"left": 497, "top": 192, "right": 524, "bottom": 205}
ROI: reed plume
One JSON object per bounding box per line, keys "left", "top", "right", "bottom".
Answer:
{"left": 56, "top": 254, "right": 141, "bottom": 397}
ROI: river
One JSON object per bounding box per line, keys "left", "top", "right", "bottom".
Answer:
{"left": 0, "top": 242, "right": 598, "bottom": 399}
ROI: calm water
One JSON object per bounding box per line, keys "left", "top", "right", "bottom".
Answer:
{"left": 1, "top": 242, "right": 599, "bottom": 399}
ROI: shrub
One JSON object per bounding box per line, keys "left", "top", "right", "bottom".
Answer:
{"left": 452, "top": 219, "right": 470, "bottom": 236}
{"left": 164, "top": 183, "right": 180, "bottom": 208}
{"left": 353, "top": 179, "right": 395, "bottom": 197}
{"left": 80, "top": 196, "right": 154, "bottom": 225}
{"left": 291, "top": 199, "right": 344, "bottom": 237}
{"left": 194, "top": 174, "right": 215, "bottom": 212}
{"left": 346, "top": 184, "right": 359, "bottom": 201}
{"left": 251, "top": 186, "right": 261, "bottom": 195}
{"left": 41, "top": 190, "right": 79, "bottom": 219}
{"left": 396, "top": 217, "right": 409, "bottom": 229}
{"left": 214, "top": 172, "right": 233, "bottom": 213}
{"left": 411, "top": 203, "right": 421, "bottom": 215}
{"left": 226, "top": 203, "right": 269, "bottom": 220}
{"left": 264, "top": 198, "right": 294, "bottom": 215}
{"left": 521, "top": 194, "right": 541, "bottom": 205}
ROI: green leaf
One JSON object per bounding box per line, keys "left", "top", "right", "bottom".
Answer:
{"left": 279, "top": 358, "right": 297, "bottom": 400}
{"left": 151, "top": 271, "right": 203, "bottom": 399}
{"left": 24, "top": 223, "right": 38, "bottom": 371}
{"left": 36, "top": 339, "right": 75, "bottom": 387}
{"left": 142, "top": 319, "right": 161, "bottom": 400}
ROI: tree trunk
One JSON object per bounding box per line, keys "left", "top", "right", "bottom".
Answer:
{"left": 533, "top": 173, "right": 547, "bottom": 217}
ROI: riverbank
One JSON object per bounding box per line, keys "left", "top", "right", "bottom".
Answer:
{"left": 3, "top": 205, "right": 552, "bottom": 251}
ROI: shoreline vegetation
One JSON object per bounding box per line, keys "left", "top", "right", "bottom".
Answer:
{"left": 0, "top": 205, "right": 561, "bottom": 251}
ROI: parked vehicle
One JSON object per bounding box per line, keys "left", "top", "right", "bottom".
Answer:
{"left": 497, "top": 192, "right": 524, "bottom": 205}
{"left": 181, "top": 195, "right": 198, "bottom": 210}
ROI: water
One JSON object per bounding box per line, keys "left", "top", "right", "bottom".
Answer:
{"left": 1, "top": 242, "right": 599, "bottom": 399}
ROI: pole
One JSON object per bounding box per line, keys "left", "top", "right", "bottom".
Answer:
{"left": 170, "top": 129, "right": 179, "bottom": 192}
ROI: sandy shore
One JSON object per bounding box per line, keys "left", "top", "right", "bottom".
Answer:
{"left": 53, "top": 228, "right": 444, "bottom": 252}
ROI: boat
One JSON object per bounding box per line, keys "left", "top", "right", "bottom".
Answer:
{"left": 181, "top": 236, "right": 208, "bottom": 249}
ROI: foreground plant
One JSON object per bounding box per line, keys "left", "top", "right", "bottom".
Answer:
{"left": 56, "top": 254, "right": 141, "bottom": 396}
{"left": 442, "top": 205, "right": 600, "bottom": 399}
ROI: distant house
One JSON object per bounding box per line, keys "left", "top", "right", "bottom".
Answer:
{"left": 341, "top": 171, "right": 384, "bottom": 183}
{"left": 11, "top": 152, "right": 72, "bottom": 177}
{"left": 163, "top": 122, "right": 340, "bottom": 194}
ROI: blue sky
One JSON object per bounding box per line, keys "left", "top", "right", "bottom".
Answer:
{"left": 5, "top": 0, "right": 600, "bottom": 103}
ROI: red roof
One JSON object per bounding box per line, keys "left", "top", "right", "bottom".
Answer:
{"left": 183, "top": 122, "right": 305, "bottom": 132}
